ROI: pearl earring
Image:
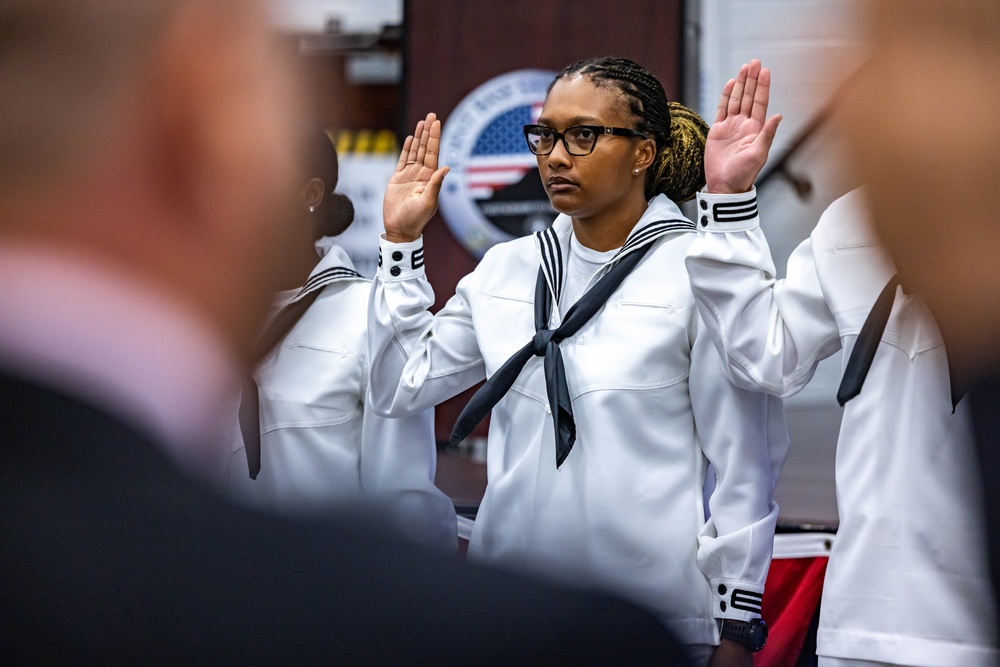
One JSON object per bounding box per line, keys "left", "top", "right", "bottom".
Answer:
{"left": 309, "top": 206, "right": 315, "bottom": 213}
{"left": 634, "top": 168, "right": 639, "bottom": 174}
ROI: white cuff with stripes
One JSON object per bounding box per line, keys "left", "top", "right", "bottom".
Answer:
{"left": 711, "top": 579, "right": 764, "bottom": 622}
{"left": 377, "top": 235, "right": 425, "bottom": 282}
{"left": 694, "top": 187, "right": 760, "bottom": 233}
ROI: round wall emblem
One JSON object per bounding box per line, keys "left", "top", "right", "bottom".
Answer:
{"left": 439, "top": 69, "right": 557, "bottom": 258}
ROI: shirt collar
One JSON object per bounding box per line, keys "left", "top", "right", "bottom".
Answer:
{"left": 536, "top": 194, "right": 693, "bottom": 303}
{"left": 296, "top": 241, "right": 365, "bottom": 300}
{"left": 0, "top": 243, "right": 240, "bottom": 473}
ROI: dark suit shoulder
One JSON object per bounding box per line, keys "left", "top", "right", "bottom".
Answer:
{"left": 0, "top": 372, "right": 687, "bottom": 665}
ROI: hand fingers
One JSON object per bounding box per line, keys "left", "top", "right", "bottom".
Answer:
{"left": 407, "top": 120, "right": 425, "bottom": 164}
{"left": 426, "top": 166, "right": 450, "bottom": 199}
{"left": 424, "top": 117, "right": 442, "bottom": 171}
{"left": 727, "top": 62, "right": 749, "bottom": 117}
{"left": 741, "top": 59, "right": 761, "bottom": 117}
{"left": 415, "top": 112, "right": 435, "bottom": 166}
{"left": 716, "top": 78, "right": 736, "bottom": 123}
{"left": 396, "top": 134, "right": 414, "bottom": 171}
{"left": 420, "top": 114, "right": 441, "bottom": 169}
{"left": 751, "top": 66, "right": 773, "bottom": 125}
{"left": 752, "top": 114, "right": 783, "bottom": 154}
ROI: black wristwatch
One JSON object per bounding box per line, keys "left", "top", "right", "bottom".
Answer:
{"left": 719, "top": 618, "right": 768, "bottom": 652}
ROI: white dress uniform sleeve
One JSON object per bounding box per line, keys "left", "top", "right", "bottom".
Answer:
{"left": 357, "top": 379, "right": 457, "bottom": 553}
{"left": 367, "top": 235, "right": 486, "bottom": 418}
{"left": 689, "top": 311, "right": 788, "bottom": 622}
{"left": 684, "top": 188, "right": 841, "bottom": 398}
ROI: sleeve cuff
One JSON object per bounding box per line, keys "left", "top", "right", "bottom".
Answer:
{"left": 711, "top": 579, "right": 764, "bottom": 621}
{"left": 378, "top": 235, "right": 426, "bottom": 282}
{"left": 695, "top": 186, "right": 760, "bottom": 233}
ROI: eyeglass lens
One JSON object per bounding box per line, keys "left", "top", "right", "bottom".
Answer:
{"left": 526, "top": 126, "right": 599, "bottom": 156}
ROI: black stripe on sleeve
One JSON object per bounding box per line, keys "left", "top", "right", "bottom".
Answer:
{"left": 729, "top": 589, "right": 763, "bottom": 614}
{"left": 712, "top": 197, "right": 758, "bottom": 223}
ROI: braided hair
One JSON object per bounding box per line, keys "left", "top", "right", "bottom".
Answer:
{"left": 549, "top": 57, "right": 708, "bottom": 203}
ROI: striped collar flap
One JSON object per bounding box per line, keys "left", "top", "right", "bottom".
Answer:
{"left": 295, "top": 243, "right": 365, "bottom": 301}
{"left": 534, "top": 194, "right": 695, "bottom": 304}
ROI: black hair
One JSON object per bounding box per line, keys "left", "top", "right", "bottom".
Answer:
{"left": 292, "top": 118, "right": 355, "bottom": 238}
{"left": 549, "top": 56, "right": 708, "bottom": 202}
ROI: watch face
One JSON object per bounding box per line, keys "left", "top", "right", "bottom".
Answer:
{"left": 750, "top": 619, "right": 768, "bottom": 650}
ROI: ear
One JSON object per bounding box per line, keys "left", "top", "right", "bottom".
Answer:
{"left": 303, "top": 177, "right": 325, "bottom": 211}
{"left": 633, "top": 137, "right": 657, "bottom": 174}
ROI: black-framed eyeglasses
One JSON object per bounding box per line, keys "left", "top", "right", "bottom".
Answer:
{"left": 523, "top": 124, "right": 648, "bottom": 156}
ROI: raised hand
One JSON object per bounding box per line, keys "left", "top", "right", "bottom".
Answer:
{"left": 704, "top": 59, "right": 782, "bottom": 194}
{"left": 383, "top": 112, "right": 450, "bottom": 243}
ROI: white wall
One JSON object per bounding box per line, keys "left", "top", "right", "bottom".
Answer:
{"left": 700, "top": 0, "right": 867, "bottom": 271}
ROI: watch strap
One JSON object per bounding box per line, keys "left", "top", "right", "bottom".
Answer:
{"left": 720, "top": 618, "right": 767, "bottom": 652}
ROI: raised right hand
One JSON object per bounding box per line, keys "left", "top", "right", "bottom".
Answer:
{"left": 382, "top": 112, "right": 450, "bottom": 243}
{"left": 703, "top": 59, "right": 782, "bottom": 194}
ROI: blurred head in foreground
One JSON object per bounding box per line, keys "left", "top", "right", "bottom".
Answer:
{"left": 0, "top": 0, "right": 306, "bottom": 365}
{"left": 843, "top": 0, "right": 1000, "bottom": 378}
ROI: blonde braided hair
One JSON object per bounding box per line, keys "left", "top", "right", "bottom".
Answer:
{"left": 649, "top": 102, "right": 708, "bottom": 203}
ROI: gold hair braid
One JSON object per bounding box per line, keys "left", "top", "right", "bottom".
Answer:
{"left": 648, "top": 102, "right": 708, "bottom": 203}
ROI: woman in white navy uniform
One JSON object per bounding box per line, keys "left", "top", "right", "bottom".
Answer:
{"left": 226, "top": 120, "right": 457, "bottom": 552}
{"left": 685, "top": 59, "right": 997, "bottom": 667}
{"left": 368, "top": 58, "right": 787, "bottom": 665}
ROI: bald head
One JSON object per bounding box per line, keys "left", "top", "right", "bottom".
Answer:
{"left": 0, "top": 0, "right": 308, "bottom": 365}
{"left": 0, "top": 1, "right": 172, "bottom": 182}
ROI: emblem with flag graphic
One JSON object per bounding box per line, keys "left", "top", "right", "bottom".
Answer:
{"left": 439, "top": 70, "right": 557, "bottom": 257}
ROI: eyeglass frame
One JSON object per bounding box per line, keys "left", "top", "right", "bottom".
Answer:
{"left": 522, "top": 124, "right": 648, "bottom": 157}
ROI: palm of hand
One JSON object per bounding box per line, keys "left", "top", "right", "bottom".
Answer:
{"left": 383, "top": 169, "right": 439, "bottom": 237}
{"left": 381, "top": 113, "right": 450, "bottom": 242}
{"left": 704, "top": 114, "right": 769, "bottom": 194}
{"left": 703, "top": 59, "right": 782, "bottom": 194}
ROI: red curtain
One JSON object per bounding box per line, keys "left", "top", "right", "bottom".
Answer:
{"left": 756, "top": 556, "right": 828, "bottom": 667}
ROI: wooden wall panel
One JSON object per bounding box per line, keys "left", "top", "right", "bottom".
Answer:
{"left": 278, "top": 35, "right": 400, "bottom": 132}
{"left": 405, "top": 1, "right": 683, "bottom": 126}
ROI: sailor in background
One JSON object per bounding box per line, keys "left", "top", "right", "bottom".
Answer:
{"left": 686, "top": 60, "right": 997, "bottom": 667}
{"left": 227, "top": 120, "right": 456, "bottom": 552}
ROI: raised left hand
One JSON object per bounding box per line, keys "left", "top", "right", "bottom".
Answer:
{"left": 704, "top": 59, "right": 782, "bottom": 194}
